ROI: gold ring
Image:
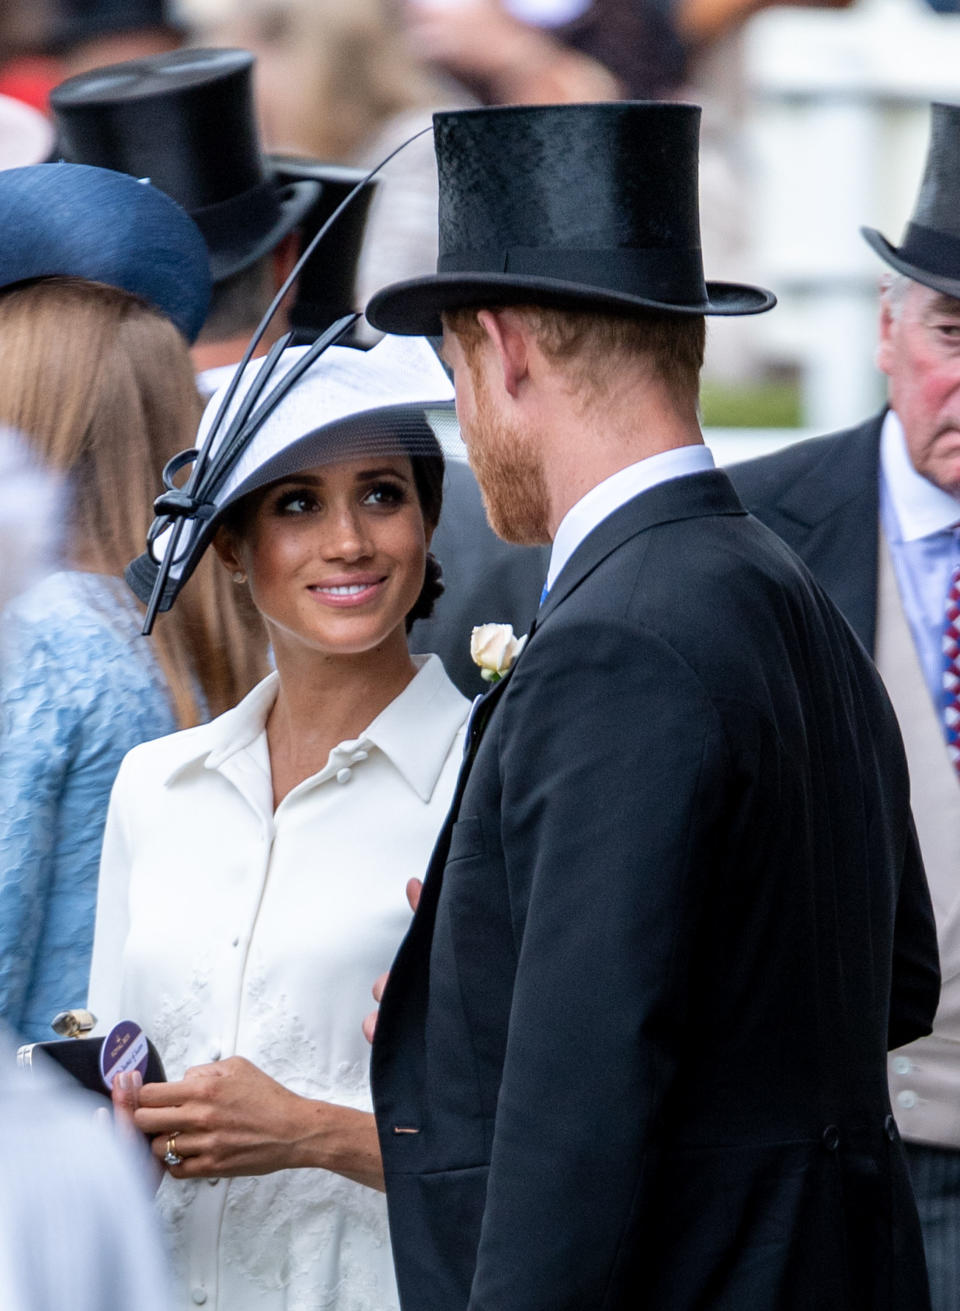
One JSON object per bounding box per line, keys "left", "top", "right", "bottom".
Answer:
{"left": 163, "top": 1133, "right": 183, "bottom": 1167}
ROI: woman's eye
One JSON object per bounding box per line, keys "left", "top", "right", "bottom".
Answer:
{"left": 935, "top": 323, "right": 960, "bottom": 340}
{"left": 363, "top": 481, "right": 406, "bottom": 507}
{"left": 274, "top": 490, "right": 319, "bottom": 515}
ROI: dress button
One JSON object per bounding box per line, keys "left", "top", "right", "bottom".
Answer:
{"left": 336, "top": 767, "right": 352, "bottom": 784}
{"left": 209, "top": 1049, "right": 221, "bottom": 1062}
{"left": 897, "top": 1090, "right": 918, "bottom": 1110}
{"left": 892, "top": 1056, "right": 911, "bottom": 1075}
{"left": 207, "top": 1176, "right": 220, "bottom": 1187}
{"left": 821, "top": 1125, "right": 840, "bottom": 1151}
{"left": 884, "top": 1114, "right": 898, "bottom": 1142}
{"left": 351, "top": 749, "right": 369, "bottom": 763}
{"left": 231, "top": 935, "right": 239, "bottom": 947}
{"left": 191, "top": 1288, "right": 207, "bottom": 1305}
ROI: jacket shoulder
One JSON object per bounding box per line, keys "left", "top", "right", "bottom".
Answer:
{"left": 728, "top": 417, "right": 881, "bottom": 512}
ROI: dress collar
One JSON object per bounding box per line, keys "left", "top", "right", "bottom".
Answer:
{"left": 880, "top": 409, "right": 960, "bottom": 543}
{"left": 163, "top": 653, "right": 468, "bottom": 803}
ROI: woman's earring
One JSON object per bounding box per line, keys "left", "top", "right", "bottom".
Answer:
{"left": 232, "top": 570, "right": 247, "bottom": 584}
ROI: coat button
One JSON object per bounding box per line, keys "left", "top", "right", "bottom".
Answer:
{"left": 892, "top": 1056, "right": 911, "bottom": 1075}
{"left": 191, "top": 1289, "right": 207, "bottom": 1305}
{"left": 336, "top": 767, "right": 352, "bottom": 784}
{"left": 821, "top": 1125, "right": 840, "bottom": 1151}
{"left": 884, "top": 1114, "right": 897, "bottom": 1142}
{"left": 897, "top": 1090, "right": 918, "bottom": 1110}
{"left": 207, "top": 1176, "right": 220, "bottom": 1186}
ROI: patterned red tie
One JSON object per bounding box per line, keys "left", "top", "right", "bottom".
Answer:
{"left": 944, "top": 539, "right": 960, "bottom": 778}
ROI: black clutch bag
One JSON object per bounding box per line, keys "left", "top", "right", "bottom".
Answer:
{"left": 17, "top": 1017, "right": 166, "bottom": 1103}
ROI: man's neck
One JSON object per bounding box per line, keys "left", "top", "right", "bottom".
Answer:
{"left": 542, "top": 398, "right": 704, "bottom": 537}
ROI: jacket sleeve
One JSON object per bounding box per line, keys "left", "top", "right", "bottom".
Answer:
{"left": 466, "top": 618, "right": 728, "bottom": 1310}
{"left": 0, "top": 628, "right": 76, "bottom": 1030}
{"left": 888, "top": 812, "right": 940, "bottom": 1052}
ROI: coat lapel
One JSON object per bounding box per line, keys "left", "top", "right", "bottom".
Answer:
{"left": 731, "top": 414, "right": 883, "bottom": 653}
{"left": 537, "top": 467, "right": 748, "bottom": 628}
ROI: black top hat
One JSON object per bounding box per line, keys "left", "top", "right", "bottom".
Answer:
{"left": 270, "top": 158, "right": 378, "bottom": 343}
{"left": 366, "top": 102, "right": 775, "bottom": 336}
{"left": 862, "top": 103, "right": 960, "bottom": 300}
{"left": 50, "top": 48, "right": 319, "bottom": 283}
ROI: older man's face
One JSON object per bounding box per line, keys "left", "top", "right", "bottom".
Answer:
{"left": 878, "top": 280, "right": 960, "bottom": 496}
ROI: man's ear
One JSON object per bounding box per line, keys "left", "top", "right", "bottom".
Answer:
{"left": 476, "top": 308, "right": 530, "bottom": 399}
{"left": 876, "top": 285, "right": 896, "bottom": 377}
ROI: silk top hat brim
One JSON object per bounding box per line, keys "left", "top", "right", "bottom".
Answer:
{"left": 860, "top": 102, "right": 960, "bottom": 302}
{"left": 0, "top": 162, "right": 210, "bottom": 341}
{"left": 860, "top": 225, "right": 960, "bottom": 302}
{"left": 50, "top": 49, "right": 320, "bottom": 283}
{"left": 366, "top": 102, "right": 775, "bottom": 336}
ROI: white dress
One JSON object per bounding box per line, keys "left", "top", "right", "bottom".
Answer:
{"left": 89, "top": 654, "right": 469, "bottom": 1311}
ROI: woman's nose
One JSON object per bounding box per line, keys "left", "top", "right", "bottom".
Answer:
{"left": 321, "top": 507, "right": 372, "bottom": 561}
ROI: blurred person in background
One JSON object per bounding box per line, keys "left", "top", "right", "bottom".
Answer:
{"left": 731, "top": 102, "right": 960, "bottom": 1311}
{"left": 0, "top": 0, "right": 184, "bottom": 115}
{"left": 89, "top": 334, "right": 470, "bottom": 1311}
{"left": 0, "top": 163, "right": 267, "bottom": 1045}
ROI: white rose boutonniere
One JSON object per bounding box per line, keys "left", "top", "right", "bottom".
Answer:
{"left": 470, "top": 623, "right": 527, "bottom": 683}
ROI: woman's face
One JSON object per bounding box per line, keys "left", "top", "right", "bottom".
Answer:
{"left": 219, "top": 455, "right": 429, "bottom": 660}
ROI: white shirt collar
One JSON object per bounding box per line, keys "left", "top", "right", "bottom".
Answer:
{"left": 163, "top": 653, "right": 468, "bottom": 803}
{"left": 546, "top": 444, "right": 716, "bottom": 591}
{"left": 880, "top": 409, "right": 960, "bottom": 543}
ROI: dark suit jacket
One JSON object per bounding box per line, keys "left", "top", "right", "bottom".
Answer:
{"left": 727, "top": 413, "right": 884, "bottom": 653}
{"left": 373, "top": 467, "right": 939, "bottom": 1310}
{"left": 409, "top": 459, "right": 549, "bottom": 696}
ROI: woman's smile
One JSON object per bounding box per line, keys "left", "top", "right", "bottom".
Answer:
{"left": 307, "top": 574, "right": 389, "bottom": 607}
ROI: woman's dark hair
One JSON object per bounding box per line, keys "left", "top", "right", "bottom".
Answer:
{"left": 406, "top": 443, "right": 445, "bottom": 631}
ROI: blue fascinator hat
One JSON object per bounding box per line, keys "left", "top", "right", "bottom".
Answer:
{"left": 0, "top": 162, "right": 211, "bottom": 342}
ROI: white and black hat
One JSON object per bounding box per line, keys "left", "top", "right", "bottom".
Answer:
{"left": 128, "top": 332, "right": 455, "bottom": 626}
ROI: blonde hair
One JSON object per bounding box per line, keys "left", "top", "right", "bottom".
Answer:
{"left": 0, "top": 277, "right": 267, "bottom": 727}
{"left": 447, "top": 304, "right": 705, "bottom": 408}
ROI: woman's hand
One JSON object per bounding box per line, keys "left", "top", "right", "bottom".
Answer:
{"left": 132, "top": 1057, "right": 385, "bottom": 1189}
{"left": 132, "top": 1056, "right": 314, "bottom": 1178}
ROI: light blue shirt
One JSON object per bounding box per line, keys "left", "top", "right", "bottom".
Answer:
{"left": 546, "top": 444, "right": 716, "bottom": 593}
{"left": 879, "top": 409, "right": 960, "bottom": 715}
{"left": 0, "top": 572, "right": 178, "bottom": 1043}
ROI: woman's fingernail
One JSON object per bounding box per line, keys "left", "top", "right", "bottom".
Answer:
{"left": 116, "top": 1072, "right": 129, "bottom": 1091}
{"left": 130, "top": 1070, "right": 142, "bottom": 1090}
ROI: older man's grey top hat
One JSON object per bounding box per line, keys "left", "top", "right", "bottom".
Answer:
{"left": 50, "top": 48, "right": 319, "bottom": 283}
{"left": 366, "top": 102, "right": 776, "bottom": 336}
{"left": 0, "top": 162, "right": 210, "bottom": 341}
{"left": 862, "top": 102, "right": 960, "bottom": 299}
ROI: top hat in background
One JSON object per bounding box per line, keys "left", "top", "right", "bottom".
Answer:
{"left": 366, "top": 101, "right": 776, "bottom": 337}
{"left": 50, "top": 48, "right": 319, "bottom": 283}
{"left": 862, "top": 102, "right": 960, "bottom": 300}
{"left": 0, "top": 162, "right": 210, "bottom": 341}
{"left": 270, "top": 158, "right": 378, "bottom": 345}
{"left": 44, "top": 0, "right": 184, "bottom": 54}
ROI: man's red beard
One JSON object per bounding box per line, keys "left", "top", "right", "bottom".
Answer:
{"left": 462, "top": 361, "right": 552, "bottom": 547}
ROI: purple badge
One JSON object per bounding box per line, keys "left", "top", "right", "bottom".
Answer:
{"left": 99, "top": 1020, "right": 149, "bottom": 1091}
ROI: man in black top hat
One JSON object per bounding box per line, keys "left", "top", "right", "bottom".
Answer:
{"left": 364, "top": 101, "right": 938, "bottom": 1309}
{"left": 729, "top": 101, "right": 960, "bottom": 1311}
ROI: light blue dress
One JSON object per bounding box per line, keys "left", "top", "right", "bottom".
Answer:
{"left": 0, "top": 572, "right": 178, "bottom": 1042}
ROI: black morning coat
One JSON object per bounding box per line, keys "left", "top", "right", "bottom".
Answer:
{"left": 371, "top": 464, "right": 940, "bottom": 1311}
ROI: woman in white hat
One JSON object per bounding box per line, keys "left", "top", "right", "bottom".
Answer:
{"left": 88, "top": 332, "right": 469, "bottom": 1311}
